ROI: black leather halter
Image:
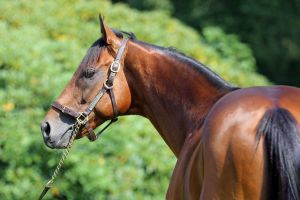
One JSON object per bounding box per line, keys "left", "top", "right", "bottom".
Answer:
{"left": 52, "top": 38, "right": 129, "bottom": 141}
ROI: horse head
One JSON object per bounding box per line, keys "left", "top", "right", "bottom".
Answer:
{"left": 41, "top": 16, "right": 133, "bottom": 148}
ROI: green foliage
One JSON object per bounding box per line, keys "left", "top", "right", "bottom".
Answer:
{"left": 0, "top": 0, "right": 269, "bottom": 199}
{"left": 113, "top": 0, "right": 174, "bottom": 13}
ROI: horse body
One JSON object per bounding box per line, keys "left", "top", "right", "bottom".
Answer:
{"left": 41, "top": 17, "right": 300, "bottom": 199}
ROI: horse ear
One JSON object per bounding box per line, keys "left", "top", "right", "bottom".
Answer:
{"left": 99, "top": 15, "right": 117, "bottom": 45}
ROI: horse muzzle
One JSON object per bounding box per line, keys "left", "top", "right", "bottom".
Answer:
{"left": 41, "top": 115, "right": 75, "bottom": 149}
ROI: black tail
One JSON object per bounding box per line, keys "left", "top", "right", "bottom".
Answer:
{"left": 257, "top": 108, "right": 300, "bottom": 200}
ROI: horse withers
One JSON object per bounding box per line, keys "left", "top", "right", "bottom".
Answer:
{"left": 41, "top": 17, "right": 300, "bottom": 199}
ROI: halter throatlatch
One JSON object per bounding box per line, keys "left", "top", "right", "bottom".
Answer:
{"left": 52, "top": 38, "right": 128, "bottom": 141}
{"left": 38, "top": 38, "right": 128, "bottom": 200}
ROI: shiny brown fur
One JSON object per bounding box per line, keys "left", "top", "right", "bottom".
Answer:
{"left": 41, "top": 18, "right": 300, "bottom": 199}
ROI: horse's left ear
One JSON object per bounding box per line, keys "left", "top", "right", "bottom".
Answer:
{"left": 99, "top": 15, "right": 118, "bottom": 45}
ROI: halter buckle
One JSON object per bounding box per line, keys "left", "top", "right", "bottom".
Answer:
{"left": 76, "top": 112, "right": 88, "bottom": 126}
{"left": 110, "top": 60, "right": 120, "bottom": 73}
{"left": 62, "top": 106, "right": 66, "bottom": 113}
{"left": 104, "top": 81, "right": 114, "bottom": 90}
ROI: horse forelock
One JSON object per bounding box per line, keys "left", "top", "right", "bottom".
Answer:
{"left": 80, "top": 39, "right": 105, "bottom": 68}
{"left": 81, "top": 29, "right": 136, "bottom": 68}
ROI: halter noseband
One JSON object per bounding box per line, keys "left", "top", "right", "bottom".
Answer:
{"left": 51, "top": 38, "right": 129, "bottom": 141}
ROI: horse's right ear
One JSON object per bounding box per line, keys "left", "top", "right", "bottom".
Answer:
{"left": 99, "top": 15, "right": 117, "bottom": 45}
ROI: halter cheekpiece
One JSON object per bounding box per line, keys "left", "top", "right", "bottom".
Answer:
{"left": 51, "top": 38, "right": 129, "bottom": 141}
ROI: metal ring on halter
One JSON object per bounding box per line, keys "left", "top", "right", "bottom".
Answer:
{"left": 76, "top": 113, "right": 89, "bottom": 126}
{"left": 110, "top": 60, "right": 120, "bottom": 73}
{"left": 62, "top": 106, "right": 66, "bottom": 113}
{"left": 103, "top": 81, "right": 114, "bottom": 90}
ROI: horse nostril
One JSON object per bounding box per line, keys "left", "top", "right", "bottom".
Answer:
{"left": 41, "top": 121, "right": 51, "bottom": 137}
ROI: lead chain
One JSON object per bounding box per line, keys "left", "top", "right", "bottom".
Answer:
{"left": 45, "top": 123, "right": 79, "bottom": 187}
{"left": 39, "top": 119, "right": 83, "bottom": 200}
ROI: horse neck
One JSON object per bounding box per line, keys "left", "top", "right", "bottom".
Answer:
{"left": 124, "top": 41, "right": 233, "bottom": 157}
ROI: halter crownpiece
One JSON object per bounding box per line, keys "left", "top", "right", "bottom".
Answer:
{"left": 52, "top": 38, "right": 129, "bottom": 141}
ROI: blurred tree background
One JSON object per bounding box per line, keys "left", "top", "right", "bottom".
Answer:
{"left": 0, "top": 0, "right": 289, "bottom": 199}
{"left": 115, "top": 0, "right": 300, "bottom": 86}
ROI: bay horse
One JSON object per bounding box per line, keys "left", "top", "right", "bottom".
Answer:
{"left": 41, "top": 17, "right": 300, "bottom": 199}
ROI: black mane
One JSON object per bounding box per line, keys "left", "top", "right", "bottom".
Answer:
{"left": 112, "top": 29, "right": 136, "bottom": 40}
{"left": 162, "top": 46, "right": 235, "bottom": 89}
{"left": 132, "top": 37, "right": 235, "bottom": 89}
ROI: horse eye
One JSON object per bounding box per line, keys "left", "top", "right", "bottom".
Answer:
{"left": 83, "top": 68, "right": 96, "bottom": 78}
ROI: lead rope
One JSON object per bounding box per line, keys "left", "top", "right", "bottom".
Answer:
{"left": 38, "top": 119, "right": 82, "bottom": 200}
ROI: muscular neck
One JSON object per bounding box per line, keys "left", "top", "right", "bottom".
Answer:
{"left": 124, "top": 41, "right": 234, "bottom": 157}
